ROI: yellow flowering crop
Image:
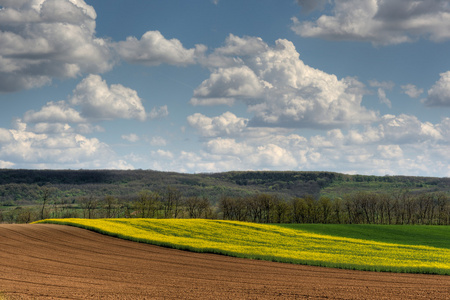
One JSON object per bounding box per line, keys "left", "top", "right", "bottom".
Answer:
{"left": 35, "top": 218, "right": 450, "bottom": 274}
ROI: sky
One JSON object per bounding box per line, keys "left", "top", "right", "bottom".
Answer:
{"left": 0, "top": 0, "right": 449, "bottom": 177}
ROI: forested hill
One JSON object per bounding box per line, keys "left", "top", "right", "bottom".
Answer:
{"left": 0, "top": 169, "right": 449, "bottom": 205}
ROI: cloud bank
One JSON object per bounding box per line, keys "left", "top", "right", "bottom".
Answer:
{"left": 0, "top": 0, "right": 113, "bottom": 92}
{"left": 192, "top": 35, "right": 377, "bottom": 129}
{"left": 292, "top": 0, "right": 450, "bottom": 45}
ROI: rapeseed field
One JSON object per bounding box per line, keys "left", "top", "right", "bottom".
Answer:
{"left": 35, "top": 218, "right": 450, "bottom": 275}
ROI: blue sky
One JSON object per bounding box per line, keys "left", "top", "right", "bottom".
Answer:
{"left": 0, "top": 0, "right": 450, "bottom": 177}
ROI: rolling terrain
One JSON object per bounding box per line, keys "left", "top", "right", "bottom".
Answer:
{"left": 1, "top": 224, "right": 449, "bottom": 299}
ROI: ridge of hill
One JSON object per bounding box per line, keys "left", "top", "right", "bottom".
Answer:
{"left": 0, "top": 169, "right": 448, "bottom": 206}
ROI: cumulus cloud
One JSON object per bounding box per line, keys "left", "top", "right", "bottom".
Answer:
{"left": 0, "top": 0, "right": 113, "bottom": 92}
{"left": 401, "top": 84, "right": 423, "bottom": 98}
{"left": 191, "top": 35, "right": 377, "bottom": 128}
{"left": 177, "top": 108, "right": 450, "bottom": 176}
{"left": 0, "top": 120, "right": 132, "bottom": 169}
{"left": 206, "top": 138, "right": 253, "bottom": 156}
{"left": 291, "top": 0, "right": 450, "bottom": 45}
{"left": 23, "top": 101, "right": 85, "bottom": 123}
{"left": 422, "top": 71, "right": 450, "bottom": 106}
{"left": 31, "top": 123, "right": 73, "bottom": 134}
{"left": 437, "top": 118, "right": 450, "bottom": 141}
{"left": 187, "top": 111, "right": 248, "bottom": 137}
{"left": 0, "top": 128, "right": 13, "bottom": 143}
{"left": 204, "top": 138, "right": 298, "bottom": 170}
{"left": 190, "top": 66, "right": 266, "bottom": 106}
{"left": 377, "top": 145, "right": 403, "bottom": 159}
{"left": 379, "top": 114, "right": 442, "bottom": 143}
{"left": 152, "top": 149, "right": 174, "bottom": 160}
{"left": 115, "top": 30, "right": 205, "bottom": 66}
{"left": 70, "top": 74, "right": 147, "bottom": 121}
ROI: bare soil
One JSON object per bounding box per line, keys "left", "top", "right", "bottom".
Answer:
{"left": 0, "top": 224, "right": 449, "bottom": 299}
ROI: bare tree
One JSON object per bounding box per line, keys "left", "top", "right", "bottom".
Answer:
{"left": 161, "top": 186, "right": 181, "bottom": 218}
{"left": 185, "top": 196, "right": 210, "bottom": 218}
{"left": 104, "top": 195, "right": 119, "bottom": 218}
{"left": 80, "top": 196, "right": 98, "bottom": 219}
{"left": 39, "top": 187, "right": 54, "bottom": 220}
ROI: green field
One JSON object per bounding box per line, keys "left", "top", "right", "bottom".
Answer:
{"left": 35, "top": 219, "right": 450, "bottom": 275}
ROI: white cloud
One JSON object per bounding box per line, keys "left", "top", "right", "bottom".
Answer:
{"left": 70, "top": 74, "right": 147, "bottom": 121}
{"left": 377, "top": 145, "right": 403, "bottom": 159}
{"left": 0, "top": 160, "right": 15, "bottom": 168}
{"left": 0, "top": 128, "right": 13, "bottom": 143}
{"left": 75, "top": 123, "right": 104, "bottom": 134}
{"left": 423, "top": 71, "right": 450, "bottom": 106}
{"left": 291, "top": 0, "right": 450, "bottom": 45}
{"left": 437, "top": 118, "right": 450, "bottom": 141}
{"left": 379, "top": 114, "right": 442, "bottom": 143}
{"left": 206, "top": 138, "right": 253, "bottom": 156}
{"left": 0, "top": 0, "right": 113, "bottom": 92}
{"left": 23, "top": 100, "right": 85, "bottom": 123}
{"left": 0, "top": 122, "right": 131, "bottom": 169}
{"left": 187, "top": 111, "right": 248, "bottom": 137}
{"left": 181, "top": 108, "right": 450, "bottom": 176}
{"left": 368, "top": 81, "right": 394, "bottom": 108}
{"left": 213, "top": 34, "right": 268, "bottom": 58}
{"left": 31, "top": 123, "right": 72, "bottom": 134}
{"left": 149, "top": 136, "right": 167, "bottom": 146}
{"left": 191, "top": 35, "right": 377, "bottom": 128}
{"left": 401, "top": 84, "right": 423, "bottom": 98}
{"left": 152, "top": 149, "right": 174, "bottom": 160}
{"left": 148, "top": 105, "right": 169, "bottom": 120}
{"left": 376, "top": 88, "right": 392, "bottom": 108}
{"left": 251, "top": 144, "right": 298, "bottom": 168}
{"left": 115, "top": 30, "right": 205, "bottom": 66}
{"left": 190, "top": 66, "right": 266, "bottom": 106}
{"left": 121, "top": 133, "right": 139, "bottom": 142}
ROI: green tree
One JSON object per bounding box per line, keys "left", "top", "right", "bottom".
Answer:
{"left": 291, "top": 197, "right": 307, "bottom": 223}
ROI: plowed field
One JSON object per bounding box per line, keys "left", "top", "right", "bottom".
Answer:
{"left": 0, "top": 224, "right": 449, "bottom": 299}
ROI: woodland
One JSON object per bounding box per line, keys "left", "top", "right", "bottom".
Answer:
{"left": 0, "top": 169, "right": 449, "bottom": 225}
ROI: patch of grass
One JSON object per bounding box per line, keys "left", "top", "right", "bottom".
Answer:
{"left": 34, "top": 219, "right": 450, "bottom": 275}
{"left": 276, "top": 224, "right": 450, "bottom": 249}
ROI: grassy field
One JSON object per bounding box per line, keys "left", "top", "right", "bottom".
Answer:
{"left": 277, "top": 224, "right": 450, "bottom": 249}
{"left": 34, "top": 218, "right": 450, "bottom": 275}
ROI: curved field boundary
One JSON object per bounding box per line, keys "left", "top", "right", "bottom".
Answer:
{"left": 1, "top": 224, "right": 450, "bottom": 299}
{"left": 35, "top": 218, "right": 450, "bottom": 275}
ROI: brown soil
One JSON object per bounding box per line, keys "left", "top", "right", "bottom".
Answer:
{"left": 0, "top": 224, "right": 449, "bottom": 299}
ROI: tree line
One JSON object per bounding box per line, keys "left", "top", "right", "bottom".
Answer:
{"left": 219, "top": 191, "right": 449, "bottom": 225}
{"left": 1, "top": 186, "right": 449, "bottom": 225}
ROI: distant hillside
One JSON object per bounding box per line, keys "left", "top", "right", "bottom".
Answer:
{"left": 0, "top": 169, "right": 448, "bottom": 206}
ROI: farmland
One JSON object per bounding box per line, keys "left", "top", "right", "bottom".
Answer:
{"left": 2, "top": 169, "right": 450, "bottom": 297}
{"left": 35, "top": 218, "right": 450, "bottom": 275}
{"left": 2, "top": 224, "right": 449, "bottom": 299}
